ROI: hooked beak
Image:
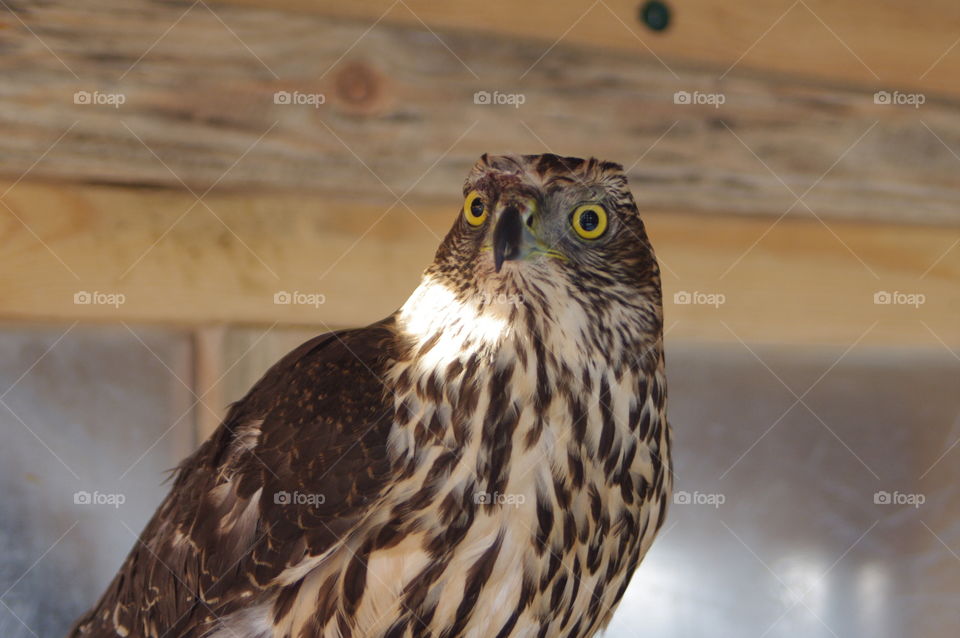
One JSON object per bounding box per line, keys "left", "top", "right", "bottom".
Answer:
{"left": 492, "top": 205, "right": 524, "bottom": 273}
{"left": 492, "top": 200, "right": 541, "bottom": 273}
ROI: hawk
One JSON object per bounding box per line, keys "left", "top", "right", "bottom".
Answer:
{"left": 68, "top": 153, "right": 671, "bottom": 638}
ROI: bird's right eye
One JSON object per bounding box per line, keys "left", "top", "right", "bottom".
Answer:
{"left": 571, "top": 204, "right": 608, "bottom": 240}
{"left": 463, "top": 191, "right": 487, "bottom": 226}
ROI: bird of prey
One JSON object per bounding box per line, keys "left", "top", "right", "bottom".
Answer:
{"left": 68, "top": 153, "right": 671, "bottom": 638}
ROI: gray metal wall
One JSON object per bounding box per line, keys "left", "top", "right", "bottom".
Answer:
{"left": 1, "top": 326, "right": 956, "bottom": 637}
{"left": 0, "top": 325, "right": 193, "bottom": 638}
{"left": 609, "top": 344, "right": 959, "bottom": 637}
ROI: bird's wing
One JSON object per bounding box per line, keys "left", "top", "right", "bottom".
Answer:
{"left": 68, "top": 320, "right": 399, "bottom": 638}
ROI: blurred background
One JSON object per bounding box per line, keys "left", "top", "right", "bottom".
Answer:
{"left": 1, "top": 0, "right": 959, "bottom": 636}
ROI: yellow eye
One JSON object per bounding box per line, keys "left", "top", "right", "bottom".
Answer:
{"left": 463, "top": 191, "right": 487, "bottom": 226}
{"left": 571, "top": 204, "right": 608, "bottom": 239}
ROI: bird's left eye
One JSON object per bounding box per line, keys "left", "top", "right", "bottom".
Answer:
{"left": 463, "top": 191, "right": 488, "bottom": 226}
{"left": 571, "top": 204, "right": 608, "bottom": 239}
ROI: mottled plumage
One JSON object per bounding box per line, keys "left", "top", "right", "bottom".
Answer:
{"left": 69, "top": 153, "right": 671, "bottom": 638}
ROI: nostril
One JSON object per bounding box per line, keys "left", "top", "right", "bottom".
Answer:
{"left": 525, "top": 215, "right": 534, "bottom": 229}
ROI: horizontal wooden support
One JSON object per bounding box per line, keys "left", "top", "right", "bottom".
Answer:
{"left": 3, "top": 0, "right": 960, "bottom": 225}
{"left": 215, "top": 0, "right": 960, "bottom": 99}
{"left": 0, "top": 181, "right": 956, "bottom": 347}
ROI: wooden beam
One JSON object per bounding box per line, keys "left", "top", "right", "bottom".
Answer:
{"left": 3, "top": 0, "right": 960, "bottom": 225}
{"left": 214, "top": 0, "right": 960, "bottom": 99}
{"left": 0, "top": 181, "right": 956, "bottom": 347}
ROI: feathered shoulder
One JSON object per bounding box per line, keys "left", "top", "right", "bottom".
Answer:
{"left": 69, "top": 318, "right": 399, "bottom": 638}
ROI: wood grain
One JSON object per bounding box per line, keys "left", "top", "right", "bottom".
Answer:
{"left": 2, "top": 0, "right": 960, "bottom": 224}
{"left": 0, "top": 180, "right": 956, "bottom": 347}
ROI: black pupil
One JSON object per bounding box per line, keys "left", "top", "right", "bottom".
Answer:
{"left": 470, "top": 198, "right": 484, "bottom": 217}
{"left": 579, "top": 210, "right": 599, "bottom": 231}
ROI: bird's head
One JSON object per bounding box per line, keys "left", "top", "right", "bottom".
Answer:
{"left": 403, "top": 153, "right": 662, "bottom": 366}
